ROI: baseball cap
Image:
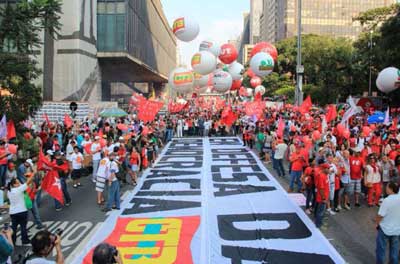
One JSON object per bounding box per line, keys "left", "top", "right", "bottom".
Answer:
{"left": 46, "top": 150, "right": 54, "bottom": 156}
{"left": 26, "top": 159, "right": 34, "bottom": 167}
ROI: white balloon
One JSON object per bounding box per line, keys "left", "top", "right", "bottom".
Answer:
{"left": 168, "top": 67, "right": 194, "bottom": 93}
{"left": 195, "top": 86, "right": 208, "bottom": 94}
{"left": 255, "top": 85, "right": 266, "bottom": 95}
{"left": 247, "top": 88, "right": 254, "bottom": 97}
{"left": 172, "top": 17, "right": 199, "bottom": 42}
{"left": 191, "top": 51, "right": 217, "bottom": 75}
{"left": 228, "top": 61, "right": 244, "bottom": 80}
{"left": 250, "top": 52, "right": 274, "bottom": 77}
{"left": 193, "top": 73, "right": 203, "bottom": 88}
{"left": 199, "top": 73, "right": 213, "bottom": 87}
{"left": 213, "top": 69, "right": 233, "bottom": 93}
{"left": 376, "top": 67, "right": 400, "bottom": 93}
{"left": 199, "top": 40, "right": 220, "bottom": 57}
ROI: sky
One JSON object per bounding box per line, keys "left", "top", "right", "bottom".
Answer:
{"left": 161, "top": 0, "right": 250, "bottom": 67}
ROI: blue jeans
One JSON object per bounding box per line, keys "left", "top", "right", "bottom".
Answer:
{"left": 0, "top": 165, "right": 6, "bottom": 187}
{"left": 106, "top": 181, "right": 120, "bottom": 210}
{"left": 376, "top": 227, "right": 399, "bottom": 264}
{"left": 305, "top": 186, "right": 315, "bottom": 209}
{"left": 55, "top": 177, "right": 72, "bottom": 209}
{"left": 36, "top": 189, "right": 42, "bottom": 208}
{"left": 314, "top": 202, "right": 326, "bottom": 228}
{"left": 31, "top": 196, "right": 43, "bottom": 227}
{"left": 290, "top": 170, "right": 302, "bottom": 191}
{"left": 274, "top": 159, "right": 285, "bottom": 177}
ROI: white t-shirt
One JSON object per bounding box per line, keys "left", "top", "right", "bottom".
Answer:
{"left": 109, "top": 160, "right": 119, "bottom": 182}
{"left": 378, "top": 194, "right": 400, "bottom": 236}
{"left": 66, "top": 144, "right": 74, "bottom": 161}
{"left": 26, "top": 257, "right": 55, "bottom": 264}
{"left": 204, "top": 121, "right": 211, "bottom": 130}
{"left": 7, "top": 183, "right": 28, "bottom": 215}
{"left": 70, "top": 152, "right": 83, "bottom": 170}
{"left": 274, "top": 143, "right": 288, "bottom": 159}
{"left": 97, "top": 158, "right": 110, "bottom": 178}
{"left": 91, "top": 143, "right": 102, "bottom": 161}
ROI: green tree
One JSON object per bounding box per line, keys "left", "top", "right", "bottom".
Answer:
{"left": 0, "top": 0, "right": 62, "bottom": 125}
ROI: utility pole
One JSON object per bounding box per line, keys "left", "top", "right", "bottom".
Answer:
{"left": 295, "top": 0, "right": 304, "bottom": 106}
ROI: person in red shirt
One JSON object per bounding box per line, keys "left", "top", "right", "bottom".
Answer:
{"left": 301, "top": 165, "right": 315, "bottom": 215}
{"left": 289, "top": 142, "right": 306, "bottom": 192}
{"left": 349, "top": 148, "right": 365, "bottom": 207}
{"left": 128, "top": 148, "right": 141, "bottom": 186}
{"left": 315, "top": 163, "right": 330, "bottom": 228}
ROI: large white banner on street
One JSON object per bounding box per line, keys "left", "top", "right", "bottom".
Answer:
{"left": 74, "top": 137, "right": 344, "bottom": 263}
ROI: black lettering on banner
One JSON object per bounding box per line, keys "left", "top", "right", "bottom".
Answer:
{"left": 155, "top": 162, "right": 203, "bottom": 169}
{"left": 122, "top": 198, "right": 201, "bottom": 214}
{"left": 212, "top": 149, "right": 248, "bottom": 154}
{"left": 169, "top": 142, "right": 203, "bottom": 148}
{"left": 221, "top": 246, "right": 335, "bottom": 264}
{"left": 160, "top": 156, "right": 203, "bottom": 163}
{"left": 147, "top": 170, "right": 200, "bottom": 179}
{"left": 218, "top": 213, "right": 312, "bottom": 240}
{"left": 141, "top": 179, "right": 201, "bottom": 190}
{"left": 165, "top": 150, "right": 204, "bottom": 156}
{"left": 209, "top": 138, "right": 241, "bottom": 145}
{"left": 212, "top": 158, "right": 258, "bottom": 165}
{"left": 211, "top": 165, "right": 262, "bottom": 173}
{"left": 212, "top": 172, "right": 270, "bottom": 182}
{"left": 212, "top": 153, "right": 254, "bottom": 159}
{"left": 214, "top": 184, "right": 276, "bottom": 197}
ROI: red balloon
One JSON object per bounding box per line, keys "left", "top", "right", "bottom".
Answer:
{"left": 251, "top": 42, "right": 278, "bottom": 61}
{"left": 230, "top": 79, "right": 242, "bottom": 90}
{"left": 250, "top": 76, "right": 262, "bottom": 88}
{"left": 312, "top": 130, "right": 321, "bottom": 141}
{"left": 362, "top": 126, "right": 372, "bottom": 136}
{"left": 336, "top": 124, "right": 345, "bottom": 136}
{"left": 247, "top": 68, "right": 255, "bottom": 78}
{"left": 343, "top": 129, "right": 350, "bottom": 139}
{"left": 219, "top": 43, "right": 238, "bottom": 64}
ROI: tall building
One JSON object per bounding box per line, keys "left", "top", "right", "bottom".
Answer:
{"left": 260, "top": 0, "right": 396, "bottom": 43}
{"left": 0, "top": 0, "right": 176, "bottom": 103}
{"left": 250, "top": 0, "right": 263, "bottom": 44}
{"left": 237, "top": 12, "right": 251, "bottom": 64}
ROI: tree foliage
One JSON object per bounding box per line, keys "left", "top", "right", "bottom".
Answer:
{"left": 0, "top": 0, "right": 62, "bottom": 124}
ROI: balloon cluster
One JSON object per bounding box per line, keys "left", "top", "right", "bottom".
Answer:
{"left": 376, "top": 67, "right": 400, "bottom": 94}
{"left": 168, "top": 17, "right": 278, "bottom": 96}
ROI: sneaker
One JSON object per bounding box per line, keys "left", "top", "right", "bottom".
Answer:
{"left": 77, "top": 183, "right": 82, "bottom": 187}
{"left": 327, "top": 209, "right": 336, "bottom": 215}
{"left": 55, "top": 208, "right": 62, "bottom": 212}
{"left": 36, "top": 224, "right": 46, "bottom": 230}
{"left": 73, "top": 184, "right": 78, "bottom": 188}
{"left": 92, "top": 179, "right": 97, "bottom": 183}
{"left": 344, "top": 204, "right": 351, "bottom": 210}
{"left": 337, "top": 205, "right": 342, "bottom": 210}
{"left": 305, "top": 209, "right": 311, "bottom": 215}
{"left": 102, "top": 208, "right": 111, "bottom": 212}
{"left": 65, "top": 202, "right": 71, "bottom": 207}
{"left": 334, "top": 208, "right": 340, "bottom": 213}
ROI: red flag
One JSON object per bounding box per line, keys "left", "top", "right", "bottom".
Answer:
{"left": 325, "top": 105, "right": 337, "bottom": 123}
{"left": 245, "top": 101, "right": 264, "bottom": 119}
{"left": 276, "top": 117, "right": 285, "bottom": 138}
{"left": 215, "top": 98, "right": 226, "bottom": 111}
{"left": 137, "top": 99, "right": 164, "bottom": 122}
{"left": 391, "top": 117, "right": 398, "bottom": 130}
{"left": 6, "top": 120, "right": 16, "bottom": 140}
{"left": 221, "top": 106, "right": 237, "bottom": 126}
{"left": 299, "top": 95, "right": 312, "bottom": 114}
{"left": 42, "top": 170, "right": 64, "bottom": 204}
{"left": 254, "top": 91, "right": 262, "bottom": 102}
{"left": 43, "top": 113, "right": 50, "bottom": 126}
{"left": 64, "top": 114, "right": 73, "bottom": 128}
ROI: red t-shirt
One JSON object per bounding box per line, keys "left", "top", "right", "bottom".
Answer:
{"left": 316, "top": 172, "right": 329, "bottom": 203}
{"left": 349, "top": 156, "right": 364, "bottom": 180}
{"left": 0, "top": 147, "right": 7, "bottom": 165}
{"left": 129, "top": 152, "right": 139, "bottom": 165}
{"left": 389, "top": 150, "right": 398, "bottom": 161}
{"left": 290, "top": 151, "right": 305, "bottom": 171}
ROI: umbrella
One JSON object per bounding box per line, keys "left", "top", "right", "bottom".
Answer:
{"left": 99, "top": 107, "right": 128, "bottom": 118}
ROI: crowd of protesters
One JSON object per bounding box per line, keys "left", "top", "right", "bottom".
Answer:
{"left": 0, "top": 97, "right": 399, "bottom": 263}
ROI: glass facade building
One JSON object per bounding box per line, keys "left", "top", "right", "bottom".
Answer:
{"left": 260, "top": 0, "right": 396, "bottom": 43}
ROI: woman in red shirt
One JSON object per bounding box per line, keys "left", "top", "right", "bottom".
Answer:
{"left": 129, "top": 148, "right": 141, "bottom": 186}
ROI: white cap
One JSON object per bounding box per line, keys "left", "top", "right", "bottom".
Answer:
{"left": 46, "top": 150, "right": 54, "bottom": 156}
{"left": 119, "top": 136, "right": 124, "bottom": 140}
{"left": 26, "top": 159, "right": 34, "bottom": 167}
{"left": 95, "top": 136, "right": 100, "bottom": 140}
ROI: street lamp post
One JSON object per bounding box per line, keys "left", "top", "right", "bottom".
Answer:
{"left": 368, "top": 30, "right": 373, "bottom": 96}
{"left": 295, "top": 0, "right": 304, "bottom": 106}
